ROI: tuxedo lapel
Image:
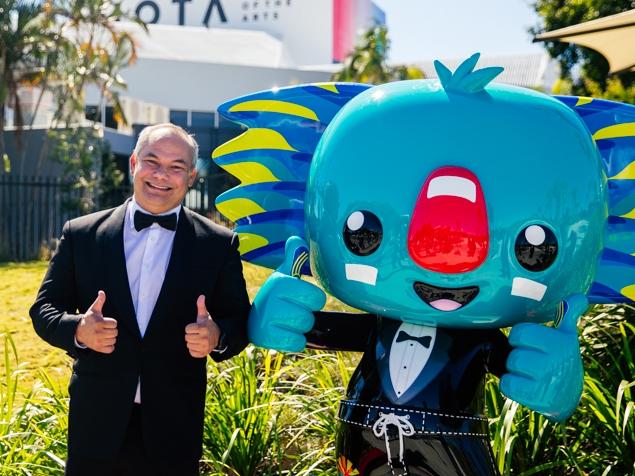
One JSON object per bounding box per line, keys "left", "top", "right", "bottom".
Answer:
{"left": 143, "top": 207, "right": 196, "bottom": 341}
{"left": 99, "top": 199, "right": 140, "bottom": 340}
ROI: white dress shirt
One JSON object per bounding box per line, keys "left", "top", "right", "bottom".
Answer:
{"left": 124, "top": 198, "right": 180, "bottom": 403}
{"left": 389, "top": 323, "right": 437, "bottom": 398}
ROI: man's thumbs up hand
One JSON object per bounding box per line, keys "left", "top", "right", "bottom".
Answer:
{"left": 196, "top": 295, "right": 209, "bottom": 324}
{"left": 185, "top": 295, "right": 220, "bottom": 358}
{"left": 90, "top": 290, "right": 106, "bottom": 314}
{"left": 75, "top": 290, "right": 118, "bottom": 354}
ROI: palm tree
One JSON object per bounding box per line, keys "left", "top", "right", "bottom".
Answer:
{"left": 47, "top": 0, "right": 144, "bottom": 129}
{"left": 1, "top": 0, "right": 144, "bottom": 175}
{"left": 332, "top": 26, "right": 424, "bottom": 84}
{"left": 40, "top": 0, "right": 144, "bottom": 210}
{"left": 0, "top": 0, "right": 56, "bottom": 173}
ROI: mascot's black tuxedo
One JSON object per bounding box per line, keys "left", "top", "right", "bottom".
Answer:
{"left": 30, "top": 201, "right": 250, "bottom": 465}
{"left": 309, "top": 313, "right": 511, "bottom": 476}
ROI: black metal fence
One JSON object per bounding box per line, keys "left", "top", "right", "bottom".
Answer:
{"left": 0, "top": 175, "right": 229, "bottom": 261}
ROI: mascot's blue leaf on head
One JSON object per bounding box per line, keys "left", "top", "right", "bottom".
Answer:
{"left": 214, "top": 53, "right": 635, "bottom": 475}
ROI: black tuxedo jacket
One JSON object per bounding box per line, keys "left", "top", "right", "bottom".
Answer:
{"left": 30, "top": 201, "right": 250, "bottom": 463}
{"left": 308, "top": 313, "right": 510, "bottom": 412}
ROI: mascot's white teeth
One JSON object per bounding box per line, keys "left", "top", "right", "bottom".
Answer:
{"left": 426, "top": 176, "right": 476, "bottom": 202}
{"left": 345, "top": 264, "right": 378, "bottom": 286}
{"left": 511, "top": 277, "right": 547, "bottom": 301}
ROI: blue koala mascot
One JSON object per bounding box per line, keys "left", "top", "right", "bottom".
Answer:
{"left": 213, "top": 53, "right": 635, "bottom": 475}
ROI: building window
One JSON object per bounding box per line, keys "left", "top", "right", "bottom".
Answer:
{"left": 85, "top": 105, "right": 99, "bottom": 122}
{"left": 104, "top": 106, "right": 117, "bottom": 129}
{"left": 84, "top": 105, "right": 116, "bottom": 128}
{"left": 170, "top": 110, "right": 188, "bottom": 127}
{"left": 191, "top": 111, "right": 215, "bottom": 128}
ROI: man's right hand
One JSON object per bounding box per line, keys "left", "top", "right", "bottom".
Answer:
{"left": 75, "top": 290, "right": 118, "bottom": 354}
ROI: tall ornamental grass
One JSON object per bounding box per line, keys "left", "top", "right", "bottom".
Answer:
{"left": 0, "top": 306, "right": 632, "bottom": 475}
{"left": 487, "top": 306, "right": 634, "bottom": 475}
{"left": 201, "top": 349, "right": 353, "bottom": 475}
{"left": 0, "top": 334, "right": 67, "bottom": 475}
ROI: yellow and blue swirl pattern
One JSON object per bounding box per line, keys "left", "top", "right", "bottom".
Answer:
{"left": 557, "top": 96, "right": 635, "bottom": 304}
{"left": 213, "top": 83, "right": 371, "bottom": 273}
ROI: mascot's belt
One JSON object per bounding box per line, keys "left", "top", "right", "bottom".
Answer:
{"left": 337, "top": 400, "right": 489, "bottom": 470}
{"left": 337, "top": 399, "right": 489, "bottom": 438}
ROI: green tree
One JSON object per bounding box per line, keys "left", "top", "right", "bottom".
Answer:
{"left": 47, "top": 0, "right": 143, "bottom": 129}
{"left": 531, "top": 0, "right": 635, "bottom": 97}
{"left": 42, "top": 0, "right": 143, "bottom": 212}
{"left": 1, "top": 0, "right": 144, "bottom": 179}
{"left": 332, "top": 26, "right": 424, "bottom": 84}
{"left": 0, "top": 0, "right": 59, "bottom": 173}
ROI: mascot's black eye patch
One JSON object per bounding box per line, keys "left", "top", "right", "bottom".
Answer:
{"left": 344, "top": 211, "right": 382, "bottom": 256}
{"left": 515, "top": 224, "right": 558, "bottom": 272}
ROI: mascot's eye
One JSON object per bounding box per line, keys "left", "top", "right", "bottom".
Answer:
{"left": 515, "top": 224, "right": 558, "bottom": 272}
{"left": 343, "top": 210, "right": 383, "bottom": 256}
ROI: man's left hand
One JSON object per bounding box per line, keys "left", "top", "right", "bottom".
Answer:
{"left": 185, "top": 295, "right": 220, "bottom": 358}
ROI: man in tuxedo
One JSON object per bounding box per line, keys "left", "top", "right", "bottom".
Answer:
{"left": 30, "top": 123, "right": 251, "bottom": 475}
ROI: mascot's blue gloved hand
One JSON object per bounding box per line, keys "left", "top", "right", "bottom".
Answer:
{"left": 499, "top": 294, "right": 588, "bottom": 422}
{"left": 248, "top": 236, "right": 327, "bottom": 352}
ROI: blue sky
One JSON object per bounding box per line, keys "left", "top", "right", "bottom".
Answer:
{"left": 373, "top": 0, "right": 546, "bottom": 63}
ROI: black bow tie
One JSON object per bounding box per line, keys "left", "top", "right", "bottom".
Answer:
{"left": 396, "top": 331, "right": 432, "bottom": 348}
{"left": 134, "top": 210, "right": 177, "bottom": 232}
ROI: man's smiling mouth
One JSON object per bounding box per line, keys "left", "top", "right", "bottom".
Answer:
{"left": 146, "top": 181, "right": 172, "bottom": 191}
{"left": 413, "top": 282, "right": 479, "bottom": 311}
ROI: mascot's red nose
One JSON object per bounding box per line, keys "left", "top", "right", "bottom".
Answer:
{"left": 407, "top": 166, "right": 489, "bottom": 274}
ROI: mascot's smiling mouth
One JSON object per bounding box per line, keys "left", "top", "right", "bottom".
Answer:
{"left": 413, "top": 282, "right": 479, "bottom": 311}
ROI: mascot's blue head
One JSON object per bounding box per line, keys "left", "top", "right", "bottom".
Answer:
{"left": 215, "top": 53, "right": 635, "bottom": 328}
{"left": 304, "top": 54, "right": 606, "bottom": 327}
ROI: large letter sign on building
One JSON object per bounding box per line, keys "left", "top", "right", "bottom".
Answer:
{"left": 123, "top": 0, "right": 384, "bottom": 65}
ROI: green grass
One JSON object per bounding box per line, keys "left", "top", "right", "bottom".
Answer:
{"left": 0, "top": 260, "right": 353, "bottom": 391}
{"left": 0, "top": 261, "right": 633, "bottom": 475}
{"left": 0, "top": 262, "right": 69, "bottom": 390}
{"left": 0, "top": 260, "right": 354, "bottom": 475}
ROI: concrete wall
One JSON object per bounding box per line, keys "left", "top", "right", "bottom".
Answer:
{"left": 86, "top": 59, "right": 332, "bottom": 112}
{"left": 2, "top": 128, "right": 65, "bottom": 178}
{"left": 1, "top": 127, "right": 136, "bottom": 178}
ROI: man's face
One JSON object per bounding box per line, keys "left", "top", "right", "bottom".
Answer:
{"left": 130, "top": 129, "right": 197, "bottom": 214}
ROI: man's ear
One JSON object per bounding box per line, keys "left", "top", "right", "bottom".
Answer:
{"left": 188, "top": 167, "right": 197, "bottom": 187}
{"left": 129, "top": 153, "right": 137, "bottom": 173}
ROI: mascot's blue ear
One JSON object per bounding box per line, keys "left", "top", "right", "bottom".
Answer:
{"left": 557, "top": 96, "right": 635, "bottom": 304}
{"left": 213, "top": 83, "right": 371, "bottom": 273}
{"left": 434, "top": 52, "right": 503, "bottom": 94}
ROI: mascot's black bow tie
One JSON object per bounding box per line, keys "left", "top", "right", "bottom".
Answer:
{"left": 134, "top": 210, "right": 177, "bottom": 232}
{"left": 396, "top": 331, "right": 432, "bottom": 348}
